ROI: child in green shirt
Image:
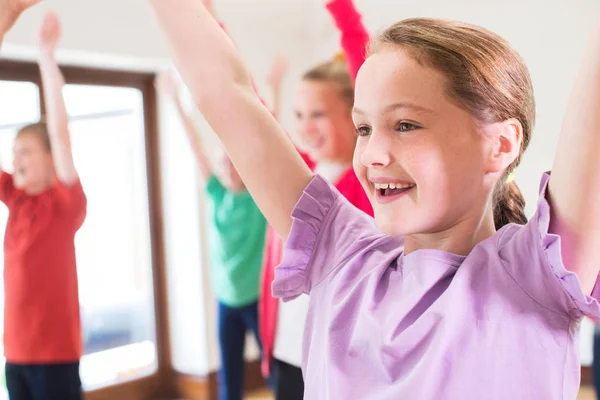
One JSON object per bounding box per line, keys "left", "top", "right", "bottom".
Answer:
{"left": 156, "top": 72, "right": 266, "bottom": 400}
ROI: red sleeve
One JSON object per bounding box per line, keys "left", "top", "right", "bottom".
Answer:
{"left": 53, "top": 178, "right": 87, "bottom": 230}
{"left": 0, "top": 172, "right": 16, "bottom": 206}
{"left": 299, "top": 150, "right": 316, "bottom": 171}
{"left": 353, "top": 182, "right": 374, "bottom": 217}
{"left": 326, "top": 0, "right": 370, "bottom": 83}
{"left": 259, "top": 225, "right": 283, "bottom": 377}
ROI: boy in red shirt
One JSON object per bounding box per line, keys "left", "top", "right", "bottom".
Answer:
{"left": 1, "top": 8, "right": 86, "bottom": 400}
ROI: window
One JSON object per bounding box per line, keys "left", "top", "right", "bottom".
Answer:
{"left": 65, "top": 84, "right": 157, "bottom": 389}
{"left": 0, "top": 62, "right": 169, "bottom": 399}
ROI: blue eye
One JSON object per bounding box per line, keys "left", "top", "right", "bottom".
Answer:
{"left": 356, "top": 126, "right": 372, "bottom": 137}
{"left": 397, "top": 122, "right": 419, "bottom": 132}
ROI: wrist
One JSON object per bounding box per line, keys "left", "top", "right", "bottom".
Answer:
{"left": 0, "top": 14, "right": 15, "bottom": 39}
{"left": 39, "top": 48, "right": 56, "bottom": 60}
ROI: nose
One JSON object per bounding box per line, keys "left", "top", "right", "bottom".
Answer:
{"left": 297, "top": 117, "right": 317, "bottom": 139}
{"left": 13, "top": 155, "right": 22, "bottom": 169}
{"left": 360, "top": 130, "right": 393, "bottom": 168}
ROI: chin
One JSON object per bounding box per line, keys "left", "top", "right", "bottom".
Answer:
{"left": 373, "top": 210, "right": 420, "bottom": 237}
{"left": 375, "top": 221, "right": 408, "bottom": 237}
{"left": 226, "top": 182, "right": 245, "bottom": 193}
{"left": 13, "top": 179, "right": 26, "bottom": 190}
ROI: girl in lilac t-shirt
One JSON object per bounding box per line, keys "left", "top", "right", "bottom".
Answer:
{"left": 149, "top": 2, "right": 600, "bottom": 399}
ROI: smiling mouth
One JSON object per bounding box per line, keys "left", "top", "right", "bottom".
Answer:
{"left": 306, "top": 137, "right": 325, "bottom": 151}
{"left": 374, "top": 182, "right": 416, "bottom": 197}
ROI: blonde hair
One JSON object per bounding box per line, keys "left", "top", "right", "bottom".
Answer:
{"left": 370, "top": 18, "right": 534, "bottom": 229}
{"left": 302, "top": 53, "right": 354, "bottom": 107}
{"left": 17, "top": 121, "right": 52, "bottom": 152}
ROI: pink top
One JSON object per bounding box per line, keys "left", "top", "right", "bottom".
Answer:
{"left": 273, "top": 172, "right": 600, "bottom": 399}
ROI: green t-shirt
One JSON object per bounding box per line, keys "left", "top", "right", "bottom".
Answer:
{"left": 205, "top": 175, "right": 267, "bottom": 307}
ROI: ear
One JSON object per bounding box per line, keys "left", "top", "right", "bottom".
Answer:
{"left": 484, "top": 118, "right": 523, "bottom": 174}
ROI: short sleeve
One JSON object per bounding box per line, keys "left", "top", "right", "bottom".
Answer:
{"left": 0, "top": 171, "right": 16, "bottom": 206}
{"left": 272, "top": 174, "right": 385, "bottom": 301}
{"left": 53, "top": 178, "right": 87, "bottom": 231}
{"left": 498, "top": 172, "right": 600, "bottom": 321}
{"left": 205, "top": 175, "right": 226, "bottom": 203}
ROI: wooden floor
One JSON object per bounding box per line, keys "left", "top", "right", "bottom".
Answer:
{"left": 245, "top": 387, "right": 272, "bottom": 400}
{"left": 579, "top": 386, "right": 596, "bottom": 400}
{"left": 244, "top": 386, "right": 598, "bottom": 400}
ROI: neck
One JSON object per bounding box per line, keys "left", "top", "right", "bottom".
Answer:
{"left": 403, "top": 201, "right": 497, "bottom": 257}
{"left": 23, "top": 176, "right": 55, "bottom": 196}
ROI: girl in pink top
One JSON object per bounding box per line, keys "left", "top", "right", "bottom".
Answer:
{"left": 260, "top": 2, "right": 372, "bottom": 398}
{"left": 150, "top": 2, "right": 600, "bottom": 399}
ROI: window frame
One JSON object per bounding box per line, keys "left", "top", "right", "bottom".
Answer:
{"left": 0, "top": 59, "right": 172, "bottom": 399}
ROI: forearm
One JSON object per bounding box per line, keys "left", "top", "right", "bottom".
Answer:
{"left": 173, "top": 98, "right": 212, "bottom": 181}
{"left": 548, "top": 26, "right": 600, "bottom": 293}
{"left": 39, "top": 51, "right": 78, "bottom": 184}
{"left": 271, "top": 84, "right": 282, "bottom": 120}
{"left": 150, "top": 0, "right": 251, "bottom": 107}
{"left": 149, "top": 0, "right": 313, "bottom": 238}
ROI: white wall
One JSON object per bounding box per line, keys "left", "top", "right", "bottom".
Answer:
{"left": 3, "top": 0, "right": 169, "bottom": 68}
{"left": 3, "top": 0, "right": 600, "bottom": 373}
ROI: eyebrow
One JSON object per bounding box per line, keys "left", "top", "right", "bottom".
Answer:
{"left": 353, "top": 102, "right": 437, "bottom": 116}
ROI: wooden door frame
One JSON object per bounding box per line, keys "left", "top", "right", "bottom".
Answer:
{"left": 0, "top": 59, "right": 173, "bottom": 400}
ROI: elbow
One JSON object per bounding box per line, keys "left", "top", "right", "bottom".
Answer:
{"left": 194, "top": 55, "right": 252, "bottom": 104}
{"left": 193, "top": 78, "right": 255, "bottom": 120}
{"left": 56, "top": 170, "right": 79, "bottom": 187}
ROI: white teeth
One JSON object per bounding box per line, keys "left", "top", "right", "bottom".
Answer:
{"left": 374, "top": 182, "right": 415, "bottom": 190}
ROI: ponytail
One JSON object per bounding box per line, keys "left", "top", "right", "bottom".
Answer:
{"left": 493, "top": 179, "right": 527, "bottom": 230}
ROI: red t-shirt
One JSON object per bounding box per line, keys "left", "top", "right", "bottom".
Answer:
{"left": 0, "top": 172, "right": 87, "bottom": 363}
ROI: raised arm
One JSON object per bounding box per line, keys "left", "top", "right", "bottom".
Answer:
{"left": 548, "top": 26, "right": 600, "bottom": 295}
{"left": 265, "top": 55, "right": 287, "bottom": 119}
{"left": 155, "top": 72, "right": 212, "bottom": 182}
{"left": 0, "top": 0, "right": 41, "bottom": 49}
{"left": 325, "top": 0, "right": 369, "bottom": 83}
{"left": 203, "top": 0, "right": 276, "bottom": 116}
{"left": 38, "top": 12, "right": 78, "bottom": 186}
{"left": 148, "top": 0, "right": 312, "bottom": 239}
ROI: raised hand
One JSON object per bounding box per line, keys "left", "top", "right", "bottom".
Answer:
{"left": 266, "top": 55, "right": 288, "bottom": 90}
{"left": 0, "top": 0, "right": 42, "bottom": 38}
{"left": 37, "top": 11, "right": 79, "bottom": 186}
{"left": 39, "top": 10, "right": 61, "bottom": 56}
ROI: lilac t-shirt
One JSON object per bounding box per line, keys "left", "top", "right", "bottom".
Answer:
{"left": 273, "top": 172, "right": 600, "bottom": 400}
